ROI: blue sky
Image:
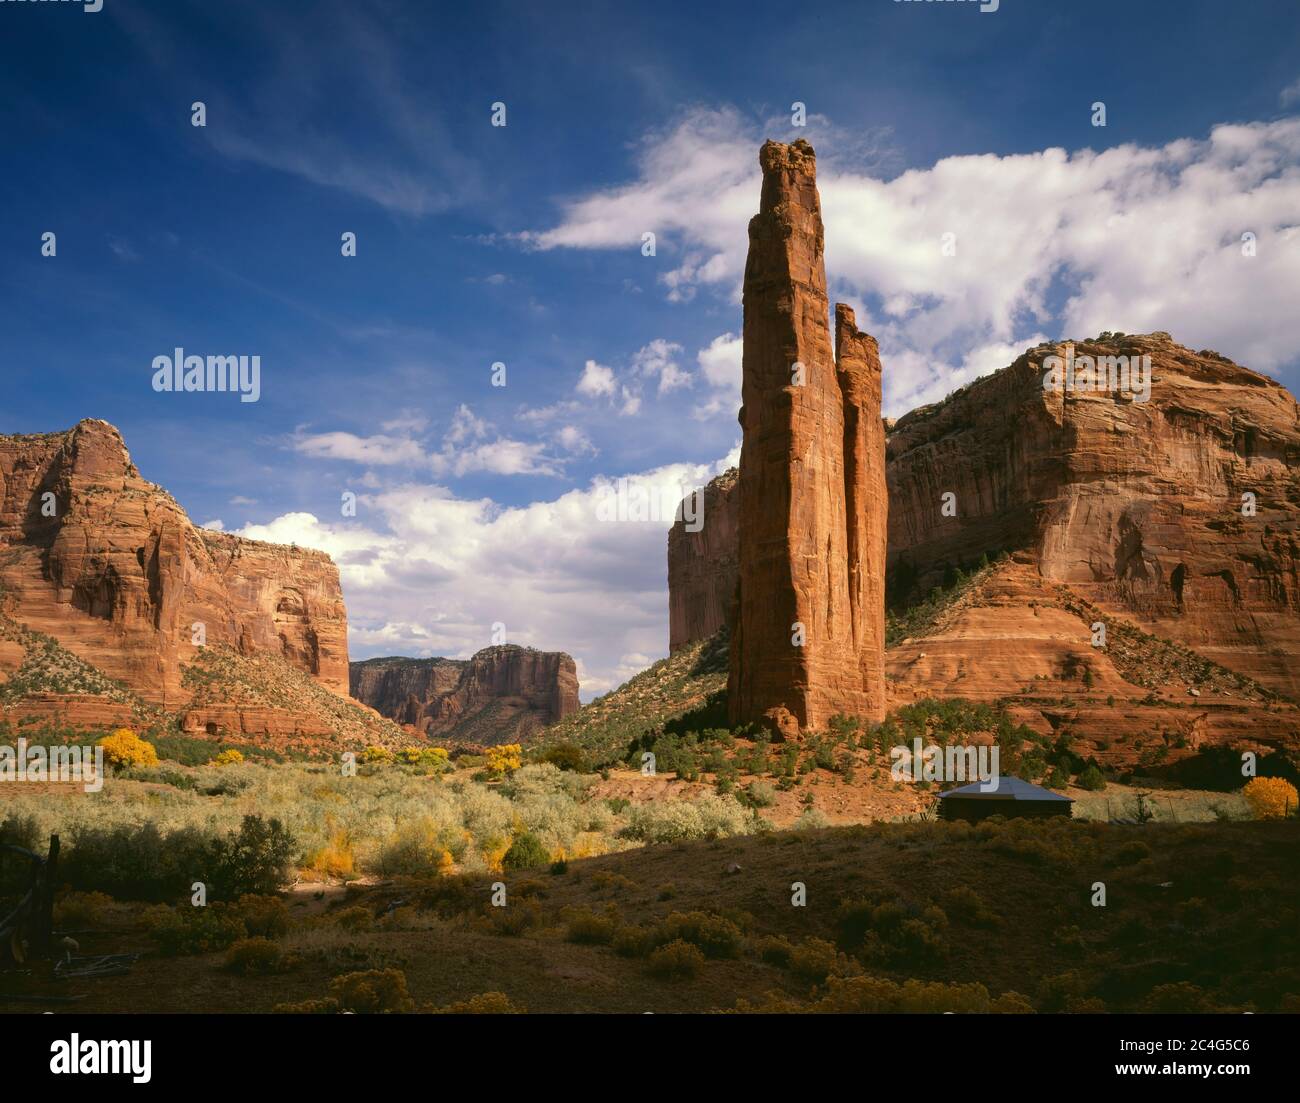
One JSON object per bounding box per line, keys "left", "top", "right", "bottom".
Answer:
{"left": 3, "top": 0, "right": 1299, "bottom": 696}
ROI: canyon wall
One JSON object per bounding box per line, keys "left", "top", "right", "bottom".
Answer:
{"left": 726, "top": 139, "right": 888, "bottom": 735}
{"left": 350, "top": 645, "right": 580, "bottom": 744}
{"left": 0, "top": 419, "right": 350, "bottom": 708}
{"left": 667, "top": 467, "right": 739, "bottom": 652}
{"left": 886, "top": 333, "right": 1300, "bottom": 697}
{"left": 672, "top": 331, "right": 1299, "bottom": 710}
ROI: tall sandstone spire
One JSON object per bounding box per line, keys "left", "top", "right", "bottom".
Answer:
{"left": 727, "top": 139, "right": 887, "bottom": 736}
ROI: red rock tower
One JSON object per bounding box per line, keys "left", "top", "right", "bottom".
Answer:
{"left": 727, "top": 139, "right": 887, "bottom": 735}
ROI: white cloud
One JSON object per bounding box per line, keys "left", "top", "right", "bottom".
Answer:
{"left": 292, "top": 404, "right": 565, "bottom": 480}
{"left": 1281, "top": 76, "right": 1300, "bottom": 107}
{"left": 527, "top": 109, "right": 1300, "bottom": 413}
{"left": 381, "top": 411, "right": 429, "bottom": 434}
{"left": 576, "top": 359, "right": 617, "bottom": 398}
{"left": 555, "top": 425, "right": 596, "bottom": 455}
{"left": 692, "top": 332, "right": 743, "bottom": 418}
{"left": 293, "top": 430, "right": 427, "bottom": 466}
{"left": 632, "top": 338, "right": 690, "bottom": 393}
{"left": 236, "top": 454, "right": 737, "bottom": 698}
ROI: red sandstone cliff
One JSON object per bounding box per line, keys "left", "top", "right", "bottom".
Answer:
{"left": 727, "top": 139, "right": 888, "bottom": 735}
{"left": 667, "top": 468, "right": 739, "bottom": 652}
{"left": 886, "top": 333, "right": 1300, "bottom": 698}
{"left": 350, "top": 645, "right": 579, "bottom": 744}
{"left": 0, "top": 420, "right": 350, "bottom": 709}
{"left": 667, "top": 329, "right": 1300, "bottom": 759}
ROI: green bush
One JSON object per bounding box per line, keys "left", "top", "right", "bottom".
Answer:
{"left": 60, "top": 815, "right": 294, "bottom": 902}
{"left": 1077, "top": 764, "right": 1106, "bottom": 791}
{"left": 147, "top": 904, "right": 248, "bottom": 956}
{"left": 536, "top": 743, "right": 589, "bottom": 773}
{"left": 503, "top": 830, "right": 550, "bottom": 870}
{"left": 206, "top": 815, "right": 296, "bottom": 898}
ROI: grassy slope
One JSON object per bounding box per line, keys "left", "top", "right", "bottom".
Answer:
{"left": 540, "top": 631, "right": 729, "bottom": 764}
{"left": 22, "top": 816, "right": 1300, "bottom": 1013}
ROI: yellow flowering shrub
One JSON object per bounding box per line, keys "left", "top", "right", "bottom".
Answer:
{"left": 486, "top": 743, "right": 522, "bottom": 776}
{"left": 1243, "top": 776, "right": 1298, "bottom": 819}
{"left": 97, "top": 728, "right": 159, "bottom": 769}
{"left": 212, "top": 748, "right": 244, "bottom": 767}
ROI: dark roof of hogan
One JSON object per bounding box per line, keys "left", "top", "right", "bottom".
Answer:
{"left": 938, "top": 776, "right": 1074, "bottom": 802}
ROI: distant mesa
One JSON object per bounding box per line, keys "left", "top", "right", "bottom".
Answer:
{"left": 350, "top": 645, "right": 580, "bottom": 745}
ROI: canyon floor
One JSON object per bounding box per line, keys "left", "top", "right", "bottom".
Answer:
{"left": 4, "top": 814, "right": 1296, "bottom": 1014}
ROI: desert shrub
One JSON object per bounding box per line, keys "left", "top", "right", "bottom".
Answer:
{"left": 224, "top": 937, "right": 289, "bottom": 975}
{"left": 752, "top": 934, "right": 794, "bottom": 967}
{"left": 742, "top": 781, "right": 776, "bottom": 808}
{"left": 64, "top": 817, "right": 289, "bottom": 903}
{"left": 397, "top": 746, "right": 451, "bottom": 770}
{"left": 212, "top": 749, "right": 245, "bottom": 767}
{"left": 147, "top": 904, "right": 248, "bottom": 956}
{"left": 197, "top": 769, "right": 254, "bottom": 797}
{"left": 428, "top": 991, "right": 523, "bottom": 1014}
{"left": 647, "top": 939, "right": 704, "bottom": 980}
{"left": 742, "top": 976, "right": 1033, "bottom": 1014}
{"left": 486, "top": 744, "right": 523, "bottom": 776}
{"left": 372, "top": 817, "right": 459, "bottom": 878}
{"left": 503, "top": 830, "right": 550, "bottom": 870}
{"left": 1109, "top": 840, "right": 1151, "bottom": 867}
{"left": 206, "top": 815, "right": 296, "bottom": 898}
{"left": 1076, "top": 764, "right": 1106, "bottom": 791}
{"left": 329, "top": 967, "right": 415, "bottom": 1013}
{"left": 613, "top": 925, "right": 651, "bottom": 958}
{"left": 788, "top": 937, "right": 848, "bottom": 984}
{"left": 1038, "top": 970, "right": 1093, "bottom": 1012}
{"left": 273, "top": 996, "right": 342, "bottom": 1014}
{"left": 330, "top": 905, "right": 374, "bottom": 933}
{"left": 305, "top": 823, "right": 356, "bottom": 879}
{"left": 233, "top": 894, "right": 291, "bottom": 939}
{"left": 52, "top": 890, "right": 114, "bottom": 928}
{"left": 793, "top": 807, "right": 830, "bottom": 830}
{"left": 98, "top": 729, "right": 158, "bottom": 770}
{"left": 416, "top": 875, "right": 478, "bottom": 917}
{"left": 1243, "top": 776, "right": 1298, "bottom": 819}
{"left": 620, "top": 795, "right": 757, "bottom": 844}
{"left": 0, "top": 813, "right": 42, "bottom": 851}
{"left": 61, "top": 822, "right": 209, "bottom": 902}
{"left": 942, "top": 886, "right": 1000, "bottom": 929}
{"left": 484, "top": 899, "right": 544, "bottom": 937}
{"left": 360, "top": 745, "right": 394, "bottom": 765}
{"left": 565, "top": 909, "right": 617, "bottom": 945}
{"left": 1141, "top": 982, "right": 1212, "bottom": 1012}
{"left": 651, "top": 911, "right": 743, "bottom": 959}
{"left": 835, "top": 897, "right": 949, "bottom": 960}
{"left": 536, "top": 743, "right": 589, "bottom": 773}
